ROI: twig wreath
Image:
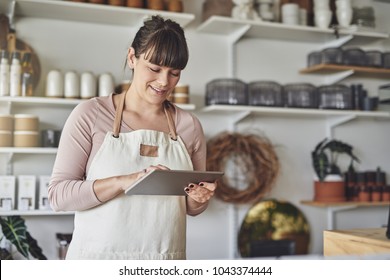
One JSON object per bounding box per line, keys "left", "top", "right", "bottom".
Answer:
{"left": 206, "top": 131, "right": 280, "bottom": 204}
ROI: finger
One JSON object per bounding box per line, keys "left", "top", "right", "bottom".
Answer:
{"left": 156, "top": 164, "right": 170, "bottom": 170}
{"left": 199, "top": 182, "right": 217, "bottom": 192}
{"left": 185, "top": 184, "right": 213, "bottom": 203}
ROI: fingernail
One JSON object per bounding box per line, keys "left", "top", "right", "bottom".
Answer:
{"left": 199, "top": 183, "right": 204, "bottom": 186}
{"left": 184, "top": 188, "right": 190, "bottom": 192}
{"left": 189, "top": 184, "right": 195, "bottom": 189}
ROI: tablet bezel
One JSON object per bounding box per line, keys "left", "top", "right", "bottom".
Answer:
{"left": 124, "top": 169, "right": 224, "bottom": 196}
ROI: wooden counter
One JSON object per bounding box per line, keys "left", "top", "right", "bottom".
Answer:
{"left": 324, "top": 228, "right": 390, "bottom": 256}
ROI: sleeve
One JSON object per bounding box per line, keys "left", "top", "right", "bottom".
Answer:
{"left": 48, "top": 100, "right": 102, "bottom": 211}
{"left": 189, "top": 113, "right": 207, "bottom": 172}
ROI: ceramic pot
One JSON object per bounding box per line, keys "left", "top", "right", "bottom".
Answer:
{"left": 314, "top": 175, "right": 346, "bottom": 202}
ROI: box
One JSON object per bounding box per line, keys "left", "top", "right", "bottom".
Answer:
{"left": 17, "top": 175, "right": 36, "bottom": 211}
{"left": 39, "top": 175, "right": 52, "bottom": 210}
{"left": 0, "top": 176, "right": 16, "bottom": 211}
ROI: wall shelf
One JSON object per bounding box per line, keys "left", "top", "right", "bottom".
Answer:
{"left": 4, "top": 0, "right": 195, "bottom": 28}
{"left": 202, "top": 104, "right": 390, "bottom": 119}
{"left": 300, "top": 64, "right": 390, "bottom": 77}
{"left": 301, "top": 200, "right": 390, "bottom": 230}
{"left": 197, "top": 16, "right": 389, "bottom": 43}
{"left": 0, "top": 96, "right": 195, "bottom": 110}
{"left": 0, "top": 210, "right": 74, "bottom": 216}
{"left": 0, "top": 147, "right": 58, "bottom": 154}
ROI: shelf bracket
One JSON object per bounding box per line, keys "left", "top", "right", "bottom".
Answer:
{"left": 323, "top": 69, "right": 354, "bottom": 85}
{"left": 227, "top": 24, "right": 251, "bottom": 78}
{"left": 326, "top": 114, "right": 356, "bottom": 138}
{"left": 230, "top": 111, "right": 251, "bottom": 130}
{"left": 8, "top": 1, "right": 16, "bottom": 30}
{"left": 6, "top": 152, "right": 14, "bottom": 175}
{"left": 327, "top": 205, "right": 358, "bottom": 230}
{"left": 320, "top": 34, "right": 354, "bottom": 50}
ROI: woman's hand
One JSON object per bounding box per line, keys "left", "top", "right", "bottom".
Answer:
{"left": 184, "top": 181, "right": 217, "bottom": 204}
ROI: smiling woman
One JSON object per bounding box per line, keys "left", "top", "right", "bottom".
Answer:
{"left": 48, "top": 15, "right": 218, "bottom": 260}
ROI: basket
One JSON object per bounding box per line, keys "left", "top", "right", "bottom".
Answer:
{"left": 383, "top": 52, "right": 390, "bottom": 69}
{"left": 307, "top": 51, "right": 321, "bottom": 67}
{"left": 248, "top": 81, "right": 284, "bottom": 107}
{"left": 206, "top": 78, "right": 247, "bottom": 106}
{"left": 284, "top": 83, "right": 317, "bottom": 108}
{"left": 321, "top": 48, "right": 343, "bottom": 64}
{"left": 343, "top": 48, "right": 367, "bottom": 66}
{"left": 365, "top": 51, "right": 383, "bottom": 67}
{"left": 317, "top": 85, "right": 353, "bottom": 109}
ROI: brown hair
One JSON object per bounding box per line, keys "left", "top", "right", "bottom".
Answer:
{"left": 131, "top": 15, "right": 189, "bottom": 70}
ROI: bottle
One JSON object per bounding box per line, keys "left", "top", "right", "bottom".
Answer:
{"left": 0, "top": 50, "right": 10, "bottom": 96}
{"left": 21, "top": 52, "right": 34, "bottom": 96}
{"left": 9, "top": 51, "right": 22, "bottom": 97}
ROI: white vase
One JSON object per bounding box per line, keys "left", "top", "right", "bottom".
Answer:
{"left": 315, "top": 9, "right": 332, "bottom": 29}
{"left": 336, "top": 7, "right": 353, "bottom": 28}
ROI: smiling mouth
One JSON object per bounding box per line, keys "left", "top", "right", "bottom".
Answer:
{"left": 150, "top": 85, "right": 167, "bottom": 95}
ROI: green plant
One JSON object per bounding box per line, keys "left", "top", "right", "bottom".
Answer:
{"left": 0, "top": 215, "right": 46, "bottom": 260}
{"left": 311, "top": 138, "right": 360, "bottom": 182}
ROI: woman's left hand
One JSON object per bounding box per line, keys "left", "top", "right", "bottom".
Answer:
{"left": 184, "top": 181, "right": 217, "bottom": 204}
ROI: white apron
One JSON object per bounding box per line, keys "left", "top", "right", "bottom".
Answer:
{"left": 66, "top": 93, "right": 193, "bottom": 259}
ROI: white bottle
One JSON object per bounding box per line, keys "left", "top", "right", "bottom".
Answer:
{"left": 0, "top": 50, "right": 10, "bottom": 96}
{"left": 9, "top": 52, "right": 22, "bottom": 97}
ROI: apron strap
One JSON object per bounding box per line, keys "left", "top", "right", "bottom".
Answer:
{"left": 112, "top": 92, "right": 177, "bottom": 141}
{"left": 164, "top": 101, "right": 177, "bottom": 141}
{"left": 112, "top": 91, "right": 126, "bottom": 138}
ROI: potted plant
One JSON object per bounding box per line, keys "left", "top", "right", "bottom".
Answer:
{"left": 311, "top": 138, "right": 360, "bottom": 202}
{"left": 0, "top": 215, "right": 46, "bottom": 260}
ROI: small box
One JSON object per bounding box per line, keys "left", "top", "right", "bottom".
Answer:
{"left": 17, "top": 175, "right": 36, "bottom": 211}
{"left": 378, "top": 84, "right": 390, "bottom": 104}
{"left": 0, "top": 176, "right": 16, "bottom": 211}
{"left": 39, "top": 175, "right": 52, "bottom": 210}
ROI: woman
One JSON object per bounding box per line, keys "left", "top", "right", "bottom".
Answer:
{"left": 48, "top": 15, "right": 217, "bottom": 260}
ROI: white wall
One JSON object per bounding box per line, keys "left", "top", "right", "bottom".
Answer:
{"left": 1, "top": 0, "right": 390, "bottom": 260}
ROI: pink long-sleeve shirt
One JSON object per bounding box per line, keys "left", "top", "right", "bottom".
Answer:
{"left": 48, "top": 94, "right": 207, "bottom": 212}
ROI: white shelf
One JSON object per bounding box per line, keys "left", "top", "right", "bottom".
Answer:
{"left": 202, "top": 104, "right": 390, "bottom": 119}
{"left": 5, "top": 0, "right": 195, "bottom": 28}
{"left": 197, "top": 16, "right": 389, "bottom": 43}
{"left": 0, "top": 96, "right": 195, "bottom": 110}
{"left": 0, "top": 210, "right": 74, "bottom": 216}
{"left": 0, "top": 96, "right": 81, "bottom": 107}
{"left": 0, "top": 147, "right": 58, "bottom": 154}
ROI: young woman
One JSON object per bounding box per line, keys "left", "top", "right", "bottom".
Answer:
{"left": 48, "top": 15, "right": 217, "bottom": 260}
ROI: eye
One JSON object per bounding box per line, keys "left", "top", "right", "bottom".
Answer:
{"left": 170, "top": 71, "right": 180, "bottom": 77}
{"left": 149, "top": 67, "right": 159, "bottom": 73}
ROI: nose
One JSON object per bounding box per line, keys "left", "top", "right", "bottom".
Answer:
{"left": 157, "top": 71, "right": 169, "bottom": 87}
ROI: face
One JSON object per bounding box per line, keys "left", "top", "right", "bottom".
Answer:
{"left": 128, "top": 48, "right": 181, "bottom": 104}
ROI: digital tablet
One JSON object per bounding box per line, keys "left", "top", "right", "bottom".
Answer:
{"left": 124, "top": 169, "right": 224, "bottom": 196}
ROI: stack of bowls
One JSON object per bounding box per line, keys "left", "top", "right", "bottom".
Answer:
{"left": 13, "top": 114, "right": 39, "bottom": 147}
{"left": 0, "top": 114, "right": 14, "bottom": 147}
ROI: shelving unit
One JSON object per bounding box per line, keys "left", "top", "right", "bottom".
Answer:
{"left": 301, "top": 200, "right": 390, "bottom": 230}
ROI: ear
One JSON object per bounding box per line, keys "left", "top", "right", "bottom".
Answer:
{"left": 127, "top": 47, "right": 136, "bottom": 69}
